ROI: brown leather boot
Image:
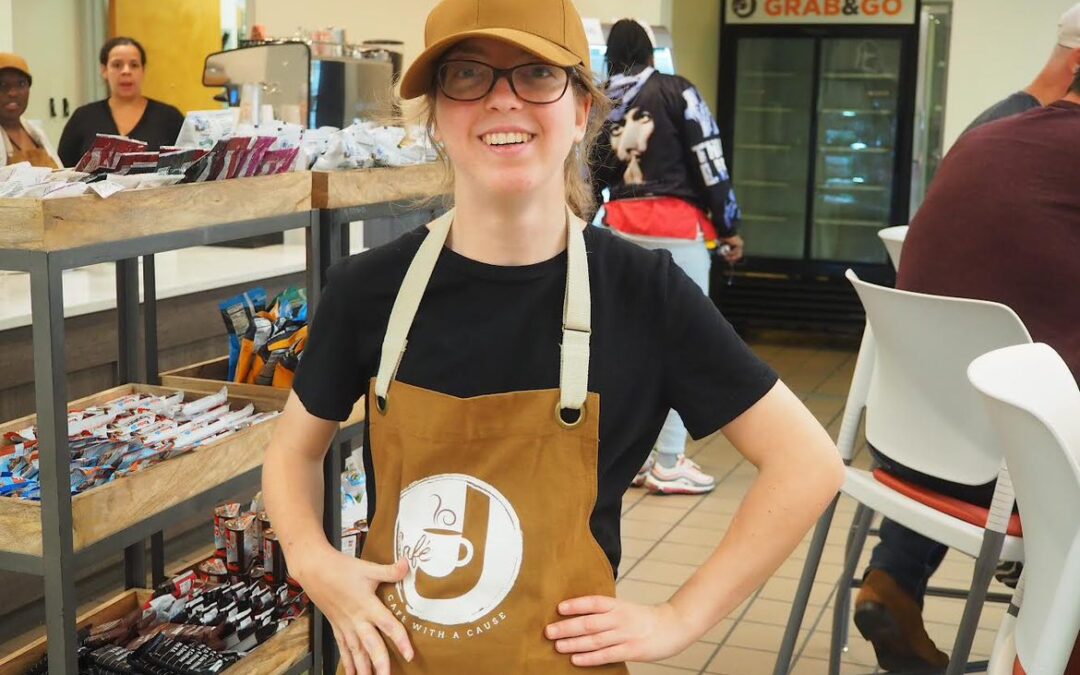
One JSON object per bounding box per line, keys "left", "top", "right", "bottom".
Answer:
{"left": 854, "top": 569, "right": 950, "bottom": 672}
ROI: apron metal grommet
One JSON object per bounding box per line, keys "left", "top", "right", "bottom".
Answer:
{"left": 555, "top": 402, "right": 586, "bottom": 429}
{"left": 375, "top": 395, "right": 389, "bottom": 415}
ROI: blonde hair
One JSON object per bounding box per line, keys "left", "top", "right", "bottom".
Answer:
{"left": 412, "top": 64, "right": 612, "bottom": 219}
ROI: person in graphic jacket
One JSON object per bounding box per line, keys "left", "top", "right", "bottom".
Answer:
{"left": 593, "top": 19, "right": 744, "bottom": 496}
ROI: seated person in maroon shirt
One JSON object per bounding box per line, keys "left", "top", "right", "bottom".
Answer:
{"left": 851, "top": 72, "right": 1080, "bottom": 671}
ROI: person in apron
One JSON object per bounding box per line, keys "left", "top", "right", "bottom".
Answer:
{"left": 0, "top": 53, "right": 61, "bottom": 169}
{"left": 263, "top": 1, "right": 845, "bottom": 674}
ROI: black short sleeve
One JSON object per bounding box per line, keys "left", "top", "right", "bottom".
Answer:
{"left": 660, "top": 255, "right": 777, "bottom": 438}
{"left": 293, "top": 265, "right": 365, "bottom": 421}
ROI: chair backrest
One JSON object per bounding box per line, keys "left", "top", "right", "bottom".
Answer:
{"left": 968, "top": 343, "right": 1080, "bottom": 675}
{"left": 878, "top": 225, "right": 908, "bottom": 270}
{"left": 847, "top": 270, "right": 1031, "bottom": 485}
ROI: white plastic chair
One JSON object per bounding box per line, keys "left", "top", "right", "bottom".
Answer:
{"left": 774, "top": 270, "right": 1031, "bottom": 675}
{"left": 968, "top": 343, "right": 1080, "bottom": 675}
{"left": 878, "top": 225, "right": 908, "bottom": 270}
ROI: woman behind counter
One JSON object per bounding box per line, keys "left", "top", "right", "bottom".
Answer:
{"left": 0, "top": 53, "right": 61, "bottom": 168}
{"left": 57, "top": 37, "right": 184, "bottom": 167}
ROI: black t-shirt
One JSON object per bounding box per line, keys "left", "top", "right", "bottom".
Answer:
{"left": 962, "top": 90, "right": 1040, "bottom": 135}
{"left": 293, "top": 224, "right": 777, "bottom": 574}
{"left": 57, "top": 98, "right": 185, "bottom": 167}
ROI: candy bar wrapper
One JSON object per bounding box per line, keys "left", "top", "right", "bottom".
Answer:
{"left": 179, "top": 148, "right": 215, "bottom": 183}
{"left": 178, "top": 387, "right": 228, "bottom": 421}
{"left": 173, "top": 417, "right": 233, "bottom": 450}
{"left": 74, "top": 134, "right": 147, "bottom": 173}
{"left": 8, "top": 427, "right": 36, "bottom": 443}
{"left": 238, "top": 411, "right": 281, "bottom": 429}
{"left": 112, "top": 151, "right": 160, "bottom": 175}
{"left": 104, "top": 393, "right": 148, "bottom": 414}
{"left": 239, "top": 136, "right": 276, "bottom": 177}
{"left": 155, "top": 148, "right": 207, "bottom": 175}
{"left": 107, "top": 411, "right": 159, "bottom": 440}
{"left": 40, "top": 181, "right": 91, "bottom": 200}
{"left": 204, "top": 139, "right": 233, "bottom": 181}
{"left": 255, "top": 147, "right": 299, "bottom": 176}
{"left": 139, "top": 391, "right": 185, "bottom": 416}
{"left": 144, "top": 404, "right": 230, "bottom": 445}
{"left": 222, "top": 136, "right": 255, "bottom": 179}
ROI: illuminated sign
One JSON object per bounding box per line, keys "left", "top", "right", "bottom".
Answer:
{"left": 727, "top": 0, "right": 916, "bottom": 24}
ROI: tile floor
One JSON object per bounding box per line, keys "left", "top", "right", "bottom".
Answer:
{"left": 620, "top": 340, "right": 1012, "bottom": 675}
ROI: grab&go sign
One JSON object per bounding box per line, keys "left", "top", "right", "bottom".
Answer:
{"left": 726, "top": 0, "right": 916, "bottom": 24}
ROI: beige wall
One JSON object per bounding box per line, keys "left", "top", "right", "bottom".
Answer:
{"left": 672, "top": 0, "right": 722, "bottom": 110}
{"left": 944, "top": 0, "right": 1076, "bottom": 150}
{"left": 0, "top": 0, "right": 13, "bottom": 52}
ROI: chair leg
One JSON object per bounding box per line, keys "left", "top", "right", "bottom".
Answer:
{"left": 986, "top": 572, "right": 1022, "bottom": 675}
{"left": 945, "top": 531, "right": 1007, "bottom": 675}
{"left": 830, "top": 504, "right": 874, "bottom": 675}
{"left": 838, "top": 501, "right": 872, "bottom": 650}
{"left": 772, "top": 496, "right": 840, "bottom": 675}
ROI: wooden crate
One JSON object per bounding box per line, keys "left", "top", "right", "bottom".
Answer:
{"left": 161, "top": 356, "right": 366, "bottom": 429}
{"left": 0, "top": 173, "right": 312, "bottom": 252}
{"left": 311, "top": 164, "right": 447, "bottom": 210}
{"left": 0, "top": 384, "right": 287, "bottom": 557}
{"left": 0, "top": 588, "right": 310, "bottom": 675}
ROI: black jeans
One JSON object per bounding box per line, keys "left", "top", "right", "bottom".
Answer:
{"left": 865, "top": 446, "right": 997, "bottom": 604}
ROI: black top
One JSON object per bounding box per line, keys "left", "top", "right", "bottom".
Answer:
{"left": 293, "top": 224, "right": 777, "bottom": 574}
{"left": 963, "top": 90, "right": 1040, "bottom": 135}
{"left": 593, "top": 67, "right": 741, "bottom": 236}
{"left": 57, "top": 98, "right": 184, "bottom": 167}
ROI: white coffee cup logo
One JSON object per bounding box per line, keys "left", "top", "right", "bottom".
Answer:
{"left": 412, "top": 527, "right": 474, "bottom": 578}
{"left": 395, "top": 474, "right": 523, "bottom": 626}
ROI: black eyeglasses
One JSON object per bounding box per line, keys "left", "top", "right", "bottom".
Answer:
{"left": 436, "top": 60, "right": 573, "bottom": 104}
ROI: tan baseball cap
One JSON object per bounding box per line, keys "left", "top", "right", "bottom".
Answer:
{"left": 1059, "top": 3, "right": 1080, "bottom": 49}
{"left": 0, "top": 53, "right": 32, "bottom": 84}
{"left": 399, "top": 0, "right": 590, "bottom": 100}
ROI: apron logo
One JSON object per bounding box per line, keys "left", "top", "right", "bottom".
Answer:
{"left": 395, "top": 474, "right": 523, "bottom": 626}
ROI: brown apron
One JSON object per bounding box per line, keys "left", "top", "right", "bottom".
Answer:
{"left": 4, "top": 129, "right": 58, "bottom": 169}
{"left": 360, "top": 208, "right": 628, "bottom": 674}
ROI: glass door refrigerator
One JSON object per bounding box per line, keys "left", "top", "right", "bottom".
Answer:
{"left": 715, "top": 1, "right": 919, "bottom": 332}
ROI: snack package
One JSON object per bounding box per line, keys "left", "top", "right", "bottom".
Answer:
{"left": 155, "top": 148, "right": 209, "bottom": 175}
{"left": 203, "top": 139, "right": 233, "bottom": 181}
{"left": 179, "top": 148, "right": 216, "bottom": 183}
{"left": 174, "top": 109, "right": 240, "bottom": 150}
{"left": 219, "top": 289, "right": 267, "bottom": 380}
{"left": 112, "top": 151, "right": 160, "bottom": 175}
{"left": 271, "top": 286, "right": 308, "bottom": 323}
{"left": 255, "top": 147, "right": 300, "bottom": 175}
{"left": 74, "top": 134, "right": 147, "bottom": 173}
{"left": 178, "top": 387, "right": 229, "bottom": 422}
{"left": 222, "top": 136, "right": 255, "bottom": 179}
{"left": 235, "top": 315, "right": 273, "bottom": 384}
{"left": 238, "top": 136, "right": 276, "bottom": 177}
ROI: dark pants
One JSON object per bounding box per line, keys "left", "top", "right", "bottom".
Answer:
{"left": 865, "top": 446, "right": 998, "bottom": 604}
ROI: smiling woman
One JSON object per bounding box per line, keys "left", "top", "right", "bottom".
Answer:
{"left": 56, "top": 36, "right": 184, "bottom": 167}
{"left": 260, "top": 1, "right": 844, "bottom": 674}
{"left": 0, "top": 52, "right": 61, "bottom": 168}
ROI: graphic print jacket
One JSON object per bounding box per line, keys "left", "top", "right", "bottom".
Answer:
{"left": 592, "top": 67, "right": 741, "bottom": 237}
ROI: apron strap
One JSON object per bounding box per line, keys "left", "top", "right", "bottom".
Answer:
{"left": 560, "top": 208, "right": 591, "bottom": 413}
{"left": 374, "top": 208, "right": 455, "bottom": 406}
{"left": 374, "top": 206, "right": 591, "bottom": 415}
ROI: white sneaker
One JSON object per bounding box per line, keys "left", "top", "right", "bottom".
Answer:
{"left": 631, "top": 452, "right": 656, "bottom": 488}
{"left": 644, "top": 455, "right": 716, "bottom": 495}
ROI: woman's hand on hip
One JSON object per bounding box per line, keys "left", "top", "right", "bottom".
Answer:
{"left": 294, "top": 549, "right": 413, "bottom": 675}
{"left": 545, "top": 596, "right": 697, "bottom": 666}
